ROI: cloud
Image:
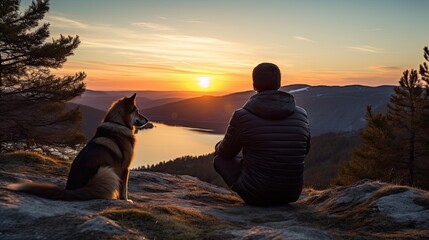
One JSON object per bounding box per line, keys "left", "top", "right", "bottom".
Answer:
{"left": 183, "top": 19, "right": 204, "bottom": 24}
{"left": 47, "top": 13, "right": 258, "bottom": 90}
{"left": 368, "top": 65, "right": 402, "bottom": 72}
{"left": 45, "top": 15, "right": 88, "bottom": 29}
{"left": 347, "top": 45, "right": 383, "bottom": 53}
{"left": 294, "top": 36, "right": 314, "bottom": 42}
{"left": 73, "top": 25, "right": 254, "bottom": 71}
{"left": 132, "top": 22, "right": 174, "bottom": 31}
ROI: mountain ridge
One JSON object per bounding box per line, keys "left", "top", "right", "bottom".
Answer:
{"left": 141, "top": 85, "right": 394, "bottom": 135}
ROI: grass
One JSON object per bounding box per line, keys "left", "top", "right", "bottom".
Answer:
{"left": 181, "top": 189, "right": 242, "bottom": 205}
{"left": 0, "top": 151, "right": 70, "bottom": 176}
{"left": 101, "top": 205, "right": 237, "bottom": 240}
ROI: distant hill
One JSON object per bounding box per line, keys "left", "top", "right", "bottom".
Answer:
{"left": 142, "top": 85, "right": 394, "bottom": 136}
{"left": 72, "top": 85, "right": 394, "bottom": 138}
{"left": 291, "top": 85, "right": 393, "bottom": 135}
{"left": 70, "top": 92, "right": 182, "bottom": 111}
{"left": 70, "top": 90, "right": 225, "bottom": 111}
{"left": 66, "top": 103, "right": 106, "bottom": 139}
{"left": 142, "top": 93, "right": 251, "bottom": 133}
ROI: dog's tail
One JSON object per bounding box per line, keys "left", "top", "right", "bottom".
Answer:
{"left": 5, "top": 167, "right": 120, "bottom": 200}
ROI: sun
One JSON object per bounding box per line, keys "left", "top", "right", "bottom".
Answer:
{"left": 198, "top": 76, "right": 211, "bottom": 89}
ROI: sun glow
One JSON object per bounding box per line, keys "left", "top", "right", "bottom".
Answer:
{"left": 198, "top": 76, "right": 211, "bottom": 89}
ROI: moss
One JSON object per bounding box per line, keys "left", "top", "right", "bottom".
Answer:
{"left": 181, "top": 190, "right": 242, "bottom": 205}
{"left": 0, "top": 151, "right": 70, "bottom": 176}
{"left": 101, "top": 205, "right": 237, "bottom": 240}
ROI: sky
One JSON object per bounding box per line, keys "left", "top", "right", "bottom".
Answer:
{"left": 22, "top": 0, "right": 429, "bottom": 92}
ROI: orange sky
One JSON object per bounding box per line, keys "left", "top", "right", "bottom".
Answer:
{"left": 36, "top": 0, "right": 429, "bottom": 93}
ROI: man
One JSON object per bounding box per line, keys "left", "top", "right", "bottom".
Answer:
{"left": 214, "top": 62, "right": 310, "bottom": 206}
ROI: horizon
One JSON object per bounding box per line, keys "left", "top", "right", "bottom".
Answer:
{"left": 85, "top": 83, "right": 396, "bottom": 93}
{"left": 21, "top": 0, "right": 429, "bottom": 92}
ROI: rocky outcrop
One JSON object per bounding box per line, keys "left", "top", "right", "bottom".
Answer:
{"left": 0, "top": 158, "right": 428, "bottom": 239}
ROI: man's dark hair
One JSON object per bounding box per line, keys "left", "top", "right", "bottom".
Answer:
{"left": 252, "top": 63, "right": 281, "bottom": 92}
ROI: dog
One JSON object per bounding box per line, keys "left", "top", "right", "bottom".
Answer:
{"left": 7, "top": 93, "right": 148, "bottom": 201}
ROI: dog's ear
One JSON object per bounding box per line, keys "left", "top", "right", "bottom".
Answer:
{"left": 129, "top": 93, "right": 136, "bottom": 102}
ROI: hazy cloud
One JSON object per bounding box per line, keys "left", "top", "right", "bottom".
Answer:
{"left": 369, "top": 65, "right": 401, "bottom": 72}
{"left": 46, "top": 15, "right": 88, "bottom": 29}
{"left": 75, "top": 25, "right": 253, "bottom": 69}
{"left": 46, "top": 13, "right": 265, "bottom": 88}
{"left": 347, "top": 45, "right": 383, "bottom": 53}
{"left": 294, "top": 36, "right": 314, "bottom": 42}
{"left": 183, "top": 19, "right": 204, "bottom": 24}
{"left": 132, "top": 22, "right": 174, "bottom": 31}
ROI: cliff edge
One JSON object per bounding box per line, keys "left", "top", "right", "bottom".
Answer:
{"left": 0, "top": 152, "right": 428, "bottom": 239}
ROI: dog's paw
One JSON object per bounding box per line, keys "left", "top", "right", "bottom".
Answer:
{"left": 125, "top": 199, "right": 133, "bottom": 203}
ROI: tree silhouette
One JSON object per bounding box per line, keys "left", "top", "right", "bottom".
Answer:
{"left": 387, "top": 69, "right": 427, "bottom": 186}
{"left": 333, "top": 106, "right": 400, "bottom": 186}
{"left": 0, "top": 0, "right": 86, "bottom": 145}
{"left": 419, "top": 47, "right": 429, "bottom": 85}
{"left": 335, "top": 47, "right": 429, "bottom": 189}
{"left": 418, "top": 47, "right": 429, "bottom": 187}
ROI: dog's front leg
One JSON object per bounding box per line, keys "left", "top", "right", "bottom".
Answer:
{"left": 120, "top": 168, "right": 131, "bottom": 202}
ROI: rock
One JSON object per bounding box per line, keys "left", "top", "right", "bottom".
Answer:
{"left": 375, "top": 189, "right": 429, "bottom": 228}
{"left": 0, "top": 170, "right": 428, "bottom": 239}
{"left": 0, "top": 142, "right": 83, "bottom": 160}
{"left": 77, "top": 216, "right": 131, "bottom": 235}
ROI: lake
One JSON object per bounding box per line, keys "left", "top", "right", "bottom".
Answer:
{"left": 132, "top": 123, "right": 224, "bottom": 168}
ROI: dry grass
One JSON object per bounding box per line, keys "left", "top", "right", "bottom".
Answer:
{"left": 101, "top": 205, "right": 237, "bottom": 240}
{"left": 181, "top": 189, "right": 242, "bottom": 205}
{"left": 0, "top": 151, "right": 70, "bottom": 176}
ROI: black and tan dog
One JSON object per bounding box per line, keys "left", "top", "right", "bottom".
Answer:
{"left": 7, "top": 93, "right": 148, "bottom": 201}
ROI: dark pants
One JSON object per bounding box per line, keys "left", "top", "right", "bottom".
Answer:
{"left": 213, "top": 155, "right": 242, "bottom": 189}
{"left": 214, "top": 154, "right": 302, "bottom": 206}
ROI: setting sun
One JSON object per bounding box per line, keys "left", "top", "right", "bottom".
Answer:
{"left": 198, "top": 76, "right": 211, "bottom": 89}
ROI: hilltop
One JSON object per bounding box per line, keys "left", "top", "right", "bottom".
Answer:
{"left": 0, "top": 152, "right": 428, "bottom": 239}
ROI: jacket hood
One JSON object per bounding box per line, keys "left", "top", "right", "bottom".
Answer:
{"left": 243, "top": 90, "right": 296, "bottom": 120}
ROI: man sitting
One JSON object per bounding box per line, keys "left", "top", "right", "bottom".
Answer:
{"left": 214, "top": 63, "right": 311, "bottom": 206}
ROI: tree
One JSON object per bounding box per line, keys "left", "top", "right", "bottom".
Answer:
{"left": 333, "top": 106, "right": 400, "bottom": 186}
{"left": 335, "top": 47, "right": 429, "bottom": 189}
{"left": 0, "top": 0, "right": 86, "bottom": 146}
{"left": 417, "top": 47, "right": 429, "bottom": 187}
{"left": 419, "top": 47, "right": 429, "bottom": 86}
{"left": 387, "top": 68, "right": 427, "bottom": 186}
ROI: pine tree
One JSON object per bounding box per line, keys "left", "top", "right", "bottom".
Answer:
{"left": 420, "top": 47, "right": 429, "bottom": 85}
{"left": 387, "top": 69, "right": 427, "bottom": 186}
{"left": 335, "top": 47, "right": 429, "bottom": 189}
{"left": 333, "top": 106, "right": 400, "bottom": 186}
{"left": 0, "top": 0, "right": 86, "bottom": 146}
{"left": 417, "top": 47, "right": 429, "bottom": 187}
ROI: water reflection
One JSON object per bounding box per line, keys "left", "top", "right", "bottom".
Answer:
{"left": 132, "top": 123, "right": 223, "bottom": 168}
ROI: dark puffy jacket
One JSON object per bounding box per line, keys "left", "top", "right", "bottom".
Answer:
{"left": 215, "top": 90, "right": 310, "bottom": 205}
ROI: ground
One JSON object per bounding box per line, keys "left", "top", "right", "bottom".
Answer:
{"left": 0, "top": 152, "right": 428, "bottom": 239}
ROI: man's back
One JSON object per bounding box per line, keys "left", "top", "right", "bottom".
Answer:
{"left": 214, "top": 62, "right": 310, "bottom": 206}
{"left": 216, "top": 90, "right": 310, "bottom": 205}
